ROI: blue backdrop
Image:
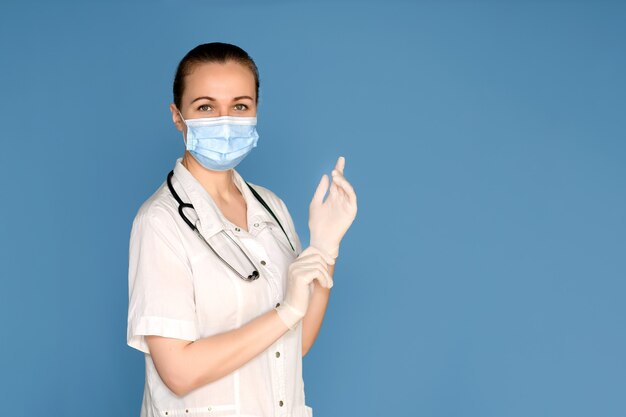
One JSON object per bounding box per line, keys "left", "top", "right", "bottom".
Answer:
{"left": 1, "top": 1, "right": 624, "bottom": 416}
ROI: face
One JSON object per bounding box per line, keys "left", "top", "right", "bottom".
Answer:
{"left": 170, "top": 60, "right": 257, "bottom": 136}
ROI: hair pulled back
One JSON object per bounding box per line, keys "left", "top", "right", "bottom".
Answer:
{"left": 173, "top": 42, "right": 260, "bottom": 111}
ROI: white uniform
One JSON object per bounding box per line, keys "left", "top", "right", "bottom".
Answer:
{"left": 127, "top": 157, "right": 312, "bottom": 417}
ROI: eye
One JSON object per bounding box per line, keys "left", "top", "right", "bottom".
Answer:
{"left": 198, "top": 104, "right": 212, "bottom": 112}
{"left": 234, "top": 103, "right": 249, "bottom": 111}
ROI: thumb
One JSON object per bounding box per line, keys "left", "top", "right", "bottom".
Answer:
{"left": 311, "top": 174, "right": 329, "bottom": 206}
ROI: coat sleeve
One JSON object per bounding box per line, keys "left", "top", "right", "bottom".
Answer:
{"left": 127, "top": 207, "right": 198, "bottom": 354}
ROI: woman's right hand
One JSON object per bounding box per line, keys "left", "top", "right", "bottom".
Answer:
{"left": 147, "top": 245, "right": 335, "bottom": 394}
{"left": 275, "top": 246, "right": 335, "bottom": 330}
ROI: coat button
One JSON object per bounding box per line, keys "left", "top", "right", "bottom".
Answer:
{"left": 260, "top": 260, "right": 266, "bottom": 265}
{"left": 275, "top": 351, "right": 280, "bottom": 358}
{"left": 235, "top": 227, "right": 240, "bottom": 232}
{"left": 254, "top": 222, "right": 259, "bottom": 227}
{"left": 279, "top": 400, "right": 284, "bottom": 407}
{"left": 276, "top": 302, "right": 280, "bottom": 308}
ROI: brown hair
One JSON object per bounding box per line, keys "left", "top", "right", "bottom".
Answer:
{"left": 173, "top": 42, "right": 260, "bottom": 110}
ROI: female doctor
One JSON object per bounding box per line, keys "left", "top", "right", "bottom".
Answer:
{"left": 126, "top": 42, "right": 357, "bottom": 417}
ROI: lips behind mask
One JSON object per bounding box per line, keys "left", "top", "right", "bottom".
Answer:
{"left": 178, "top": 110, "right": 259, "bottom": 171}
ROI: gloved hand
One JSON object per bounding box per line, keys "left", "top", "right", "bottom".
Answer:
{"left": 275, "top": 246, "right": 335, "bottom": 330}
{"left": 309, "top": 156, "right": 358, "bottom": 260}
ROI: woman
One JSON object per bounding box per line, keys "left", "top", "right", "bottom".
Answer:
{"left": 126, "top": 42, "right": 357, "bottom": 417}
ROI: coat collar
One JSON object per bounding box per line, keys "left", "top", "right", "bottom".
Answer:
{"left": 171, "top": 157, "right": 276, "bottom": 239}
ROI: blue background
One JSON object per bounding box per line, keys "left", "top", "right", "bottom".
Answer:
{"left": 1, "top": 0, "right": 624, "bottom": 416}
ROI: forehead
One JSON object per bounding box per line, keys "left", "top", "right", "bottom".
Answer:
{"left": 183, "top": 61, "right": 256, "bottom": 102}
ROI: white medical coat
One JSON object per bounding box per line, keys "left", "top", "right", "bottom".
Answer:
{"left": 127, "top": 157, "right": 312, "bottom": 417}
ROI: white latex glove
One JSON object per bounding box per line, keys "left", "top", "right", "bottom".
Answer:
{"left": 275, "top": 246, "right": 335, "bottom": 330}
{"left": 309, "top": 156, "right": 358, "bottom": 260}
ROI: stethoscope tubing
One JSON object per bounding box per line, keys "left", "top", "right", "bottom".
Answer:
{"left": 166, "top": 170, "right": 260, "bottom": 281}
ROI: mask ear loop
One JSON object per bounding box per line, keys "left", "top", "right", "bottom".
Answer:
{"left": 177, "top": 109, "right": 188, "bottom": 146}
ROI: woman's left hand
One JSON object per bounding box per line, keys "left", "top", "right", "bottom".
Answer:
{"left": 308, "top": 156, "right": 358, "bottom": 260}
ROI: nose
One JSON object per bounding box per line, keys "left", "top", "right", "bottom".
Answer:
{"left": 215, "top": 105, "right": 229, "bottom": 117}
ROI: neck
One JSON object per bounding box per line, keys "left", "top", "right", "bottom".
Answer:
{"left": 182, "top": 152, "right": 239, "bottom": 202}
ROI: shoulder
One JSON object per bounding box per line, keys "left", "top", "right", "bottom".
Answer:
{"left": 130, "top": 180, "right": 180, "bottom": 237}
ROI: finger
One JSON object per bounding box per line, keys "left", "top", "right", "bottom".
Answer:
{"left": 309, "top": 245, "right": 337, "bottom": 265}
{"left": 330, "top": 172, "right": 356, "bottom": 204}
{"left": 299, "top": 261, "right": 330, "bottom": 278}
{"left": 294, "top": 251, "right": 335, "bottom": 265}
{"left": 322, "top": 277, "right": 332, "bottom": 289}
{"left": 334, "top": 156, "right": 345, "bottom": 176}
{"left": 301, "top": 270, "right": 331, "bottom": 289}
{"left": 310, "top": 263, "right": 332, "bottom": 289}
{"left": 330, "top": 172, "right": 348, "bottom": 200}
{"left": 298, "top": 265, "right": 331, "bottom": 287}
{"left": 298, "top": 246, "right": 322, "bottom": 258}
{"left": 311, "top": 174, "right": 329, "bottom": 206}
{"left": 308, "top": 264, "right": 331, "bottom": 288}
{"left": 297, "top": 247, "right": 333, "bottom": 264}
{"left": 331, "top": 165, "right": 351, "bottom": 194}
{"left": 315, "top": 248, "right": 336, "bottom": 265}
{"left": 329, "top": 175, "right": 343, "bottom": 199}
{"left": 293, "top": 255, "right": 332, "bottom": 272}
{"left": 328, "top": 177, "right": 345, "bottom": 202}
{"left": 292, "top": 260, "right": 329, "bottom": 275}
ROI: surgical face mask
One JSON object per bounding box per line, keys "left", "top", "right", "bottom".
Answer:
{"left": 177, "top": 110, "right": 259, "bottom": 171}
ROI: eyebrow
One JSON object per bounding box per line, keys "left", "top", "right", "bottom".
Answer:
{"left": 191, "top": 95, "right": 254, "bottom": 103}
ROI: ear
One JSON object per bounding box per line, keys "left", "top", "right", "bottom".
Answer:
{"left": 169, "top": 102, "right": 185, "bottom": 132}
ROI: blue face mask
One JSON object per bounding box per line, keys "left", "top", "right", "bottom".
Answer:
{"left": 178, "top": 110, "right": 259, "bottom": 171}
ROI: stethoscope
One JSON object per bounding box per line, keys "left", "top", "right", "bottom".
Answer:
{"left": 166, "top": 170, "right": 295, "bottom": 282}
